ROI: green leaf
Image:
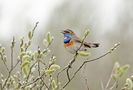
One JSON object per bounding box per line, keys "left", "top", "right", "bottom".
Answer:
{"left": 43, "top": 39, "right": 49, "bottom": 47}
{"left": 11, "top": 37, "right": 15, "bottom": 48}
{"left": 126, "top": 78, "right": 133, "bottom": 89}
{"left": 84, "top": 28, "right": 90, "bottom": 36}
{"left": 51, "top": 79, "right": 57, "bottom": 90}
{"left": 21, "top": 60, "right": 30, "bottom": 76}
{"left": 130, "top": 75, "right": 133, "bottom": 81}
{"left": 20, "top": 37, "right": 24, "bottom": 47}
{"left": 121, "top": 65, "right": 130, "bottom": 72}
{"left": 49, "top": 64, "right": 60, "bottom": 70}
{"left": 45, "top": 64, "right": 60, "bottom": 75}
{"left": 45, "top": 69, "right": 55, "bottom": 75}
{"left": 0, "top": 46, "right": 5, "bottom": 54}
{"left": 47, "top": 32, "right": 54, "bottom": 45}
{"left": 112, "top": 62, "right": 129, "bottom": 81}
{"left": 22, "top": 65, "right": 30, "bottom": 77}
{"left": 21, "top": 55, "right": 31, "bottom": 76}
{"left": 113, "top": 62, "right": 120, "bottom": 71}
{"left": 12, "top": 80, "right": 21, "bottom": 89}
{"left": 21, "top": 60, "right": 30, "bottom": 68}
{"left": 22, "top": 55, "right": 31, "bottom": 61}
{"left": 19, "top": 51, "right": 26, "bottom": 60}
{"left": 28, "top": 31, "right": 33, "bottom": 40}
{"left": 77, "top": 51, "right": 90, "bottom": 56}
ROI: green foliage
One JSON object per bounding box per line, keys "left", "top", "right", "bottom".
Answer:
{"left": 0, "top": 23, "right": 61, "bottom": 90}
{"left": 21, "top": 54, "right": 31, "bottom": 77}
{"left": 104, "top": 62, "right": 130, "bottom": 90}
{"left": 77, "top": 50, "right": 90, "bottom": 56}
{"left": 50, "top": 78, "right": 58, "bottom": 90}
{"left": 0, "top": 23, "right": 132, "bottom": 90}
{"left": 121, "top": 75, "right": 133, "bottom": 90}
{"left": 43, "top": 32, "right": 54, "bottom": 47}
{"left": 112, "top": 62, "right": 129, "bottom": 81}
{"left": 45, "top": 64, "right": 60, "bottom": 75}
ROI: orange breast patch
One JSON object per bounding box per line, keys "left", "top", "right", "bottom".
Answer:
{"left": 64, "top": 40, "right": 74, "bottom": 48}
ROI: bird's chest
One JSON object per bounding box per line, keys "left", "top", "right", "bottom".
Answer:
{"left": 64, "top": 40, "right": 81, "bottom": 54}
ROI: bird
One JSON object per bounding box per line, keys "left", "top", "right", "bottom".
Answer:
{"left": 61, "top": 29, "right": 99, "bottom": 54}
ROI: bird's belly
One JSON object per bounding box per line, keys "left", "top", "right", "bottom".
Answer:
{"left": 65, "top": 43, "right": 86, "bottom": 54}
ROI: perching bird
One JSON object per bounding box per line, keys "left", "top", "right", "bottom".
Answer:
{"left": 61, "top": 29, "right": 99, "bottom": 54}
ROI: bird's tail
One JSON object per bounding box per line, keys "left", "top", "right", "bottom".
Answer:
{"left": 84, "top": 42, "right": 99, "bottom": 48}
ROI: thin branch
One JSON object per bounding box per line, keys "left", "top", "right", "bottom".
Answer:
{"left": 0, "top": 53, "right": 9, "bottom": 72}
{"left": 11, "top": 36, "right": 15, "bottom": 70}
{"left": 32, "top": 22, "right": 39, "bottom": 32}
{"left": 40, "top": 77, "right": 49, "bottom": 89}
{"left": 61, "top": 43, "right": 120, "bottom": 89}
{"left": 12, "top": 60, "right": 20, "bottom": 71}
{"left": 0, "top": 83, "right": 2, "bottom": 90}
{"left": 24, "top": 71, "right": 46, "bottom": 87}
{"left": 85, "top": 78, "right": 90, "bottom": 90}
{"left": 109, "top": 81, "right": 117, "bottom": 90}
{"left": 105, "top": 69, "right": 114, "bottom": 89}
{"left": 2, "top": 70, "right": 12, "bottom": 89}
{"left": 25, "top": 22, "right": 39, "bottom": 51}
{"left": 26, "top": 60, "right": 38, "bottom": 81}
{"left": 22, "top": 61, "right": 49, "bottom": 89}
{"left": 1, "top": 60, "right": 20, "bottom": 89}
{"left": 66, "top": 32, "right": 89, "bottom": 81}
{"left": 57, "top": 66, "right": 68, "bottom": 83}
{"left": 66, "top": 67, "right": 71, "bottom": 81}
{"left": 39, "top": 60, "right": 46, "bottom": 66}
{"left": 82, "top": 65, "right": 90, "bottom": 90}
{"left": 23, "top": 33, "right": 53, "bottom": 89}
{"left": 38, "top": 61, "right": 41, "bottom": 76}
{"left": 101, "top": 80, "right": 104, "bottom": 90}
{"left": 11, "top": 45, "right": 13, "bottom": 69}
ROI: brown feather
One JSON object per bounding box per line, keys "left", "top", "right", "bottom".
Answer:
{"left": 84, "top": 42, "right": 99, "bottom": 48}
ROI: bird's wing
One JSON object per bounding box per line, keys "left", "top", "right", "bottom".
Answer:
{"left": 73, "top": 36, "right": 99, "bottom": 48}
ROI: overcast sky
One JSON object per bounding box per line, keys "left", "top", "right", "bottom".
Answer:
{"left": 0, "top": 0, "right": 128, "bottom": 39}
{"left": 0, "top": 0, "right": 64, "bottom": 39}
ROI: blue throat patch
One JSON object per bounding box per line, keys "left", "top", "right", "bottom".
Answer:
{"left": 64, "top": 33, "right": 71, "bottom": 43}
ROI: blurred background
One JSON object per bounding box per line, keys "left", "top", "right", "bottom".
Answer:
{"left": 0, "top": 0, "right": 133, "bottom": 89}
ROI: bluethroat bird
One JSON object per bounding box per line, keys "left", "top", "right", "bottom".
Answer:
{"left": 61, "top": 29, "right": 99, "bottom": 54}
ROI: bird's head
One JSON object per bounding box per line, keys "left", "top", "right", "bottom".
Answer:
{"left": 61, "top": 29, "right": 75, "bottom": 36}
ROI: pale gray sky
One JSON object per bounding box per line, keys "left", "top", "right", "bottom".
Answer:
{"left": 0, "top": 0, "right": 64, "bottom": 39}
{"left": 0, "top": 0, "right": 125, "bottom": 40}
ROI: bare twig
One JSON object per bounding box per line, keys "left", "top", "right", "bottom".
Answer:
{"left": 38, "top": 61, "right": 41, "bottom": 76}
{"left": 39, "top": 60, "right": 46, "bottom": 66}
{"left": 109, "top": 81, "right": 117, "bottom": 90}
{"left": 25, "top": 22, "right": 39, "bottom": 51}
{"left": 24, "top": 71, "right": 46, "bottom": 87}
{"left": 2, "top": 70, "right": 12, "bottom": 89}
{"left": 82, "top": 65, "right": 90, "bottom": 90}
{"left": 0, "top": 83, "right": 2, "bottom": 90}
{"left": 61, "top": 43, "right": 120, "bottom": 89}
{"left": 11, "top": 47, "right": 13, "bottom": 69}
{"left": 0, "top": 53, "right": 9, "bottom": 72}
{"left": 40, "top": 76, "right": 49, "bottom": 89}
{"left": 32, "top": 22, "right": 39, "bottom": 32}
{"left": 85, "top": 78, "right": 90, "bottom": 90}
{"left": 101, "top": 80, "right": 104, "bottom": 90}
{"left": 65, "top": 32, "right": 89, "bottom": 81}
{"left": 11, "top": 37, "right": 15, "bottom": 70}
{"left": 26, "top": 60, "right": 38, "bottom": 81}
{"left": 2, "top": 60, "right": 20, "bottom": 89}
{"left": 105, "top": 69, "right": 113, "bottom": 89}
{"left": 57, "top": 66, "right": 68, "bottom": 83}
